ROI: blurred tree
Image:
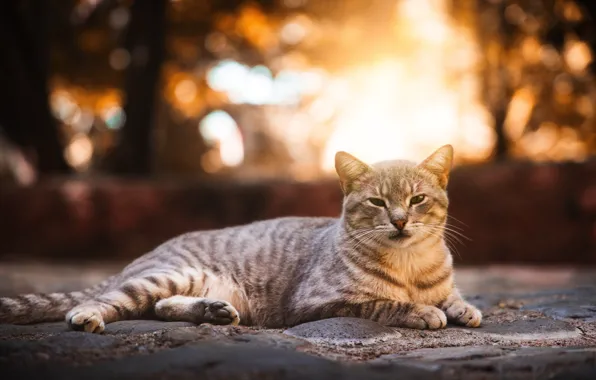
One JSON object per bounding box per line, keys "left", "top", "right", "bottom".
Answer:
{"left": 476, "top": 0, "right": 513, "bottom": 160}
{"left": 103, "top": 0, "right": 167, "bottom": 175}
{"left": 477, "top": 0, "right": 596, "bottom": 161}
{"left": 0, "top": 0, "right": 70, "bottom": 175}
{"left": 575, "top": 0, "right": 596, "bottom": 73}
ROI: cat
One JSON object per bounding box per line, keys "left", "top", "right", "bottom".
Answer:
{"left": 0, "top": 144, "right": 481, "bottom": 333}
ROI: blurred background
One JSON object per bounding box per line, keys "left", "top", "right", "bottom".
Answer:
{"left": 0, "top": 0, "right": 595, "bottom": 275}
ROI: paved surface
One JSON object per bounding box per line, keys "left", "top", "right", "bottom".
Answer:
{"left": 0, "top": 263, "right": 595, "bottom": 379}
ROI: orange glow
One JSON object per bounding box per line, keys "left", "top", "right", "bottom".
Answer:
{"left": 505, "top": 88, "right": 535, "bottom": 141}
{"left": 174, "top": 79, "right": 198, "bottom": 104}
{"left": 38, "top": 0, "right": 593, "bottom": 179}
{"left": 164, "top": 69, "right": 207, "bottom": 118}
{"left": 318, "top": 0, "right": 494, "bottom": 171}
{"left": 521, "top": 37, "right": 542, "bottom": 64}
{"left": 561, "top": 1, "right": 584, "bottom": 22}
{"left": 516, "top": 123, "right": 587, "bottom": 162}
{"left": 65, "top": 134, "right": 94, "bottom": 170}
{"left": 564, "top": 40, "right": 592, "bottom": 73}
{"left": 235, "top": 4, "right": 278, "bottom": 51}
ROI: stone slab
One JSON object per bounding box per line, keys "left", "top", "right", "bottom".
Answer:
{"left": 522, "top": 287, "right": 596, "bottom": 322}
{"left": 370, "top": 347, "right": 596, "bottom": 380}
{"left": 0, "top": 341, "right": 435, "bottom": 380}
{"left": 283, "top": 317, "right": 402, "bottom": 347}
{"left": 227, "top": 331, "right": 309, "bottom": 350}
{"left": 374, "top": 346, "right": 508, "bottom": 362}
{"left": 159, "top": 325, "right": 219, "bottom": 345}
{"left": 104, "top": 320, "right": 196, "bottom": 335}
{"left": 449, "top": 347, "right": 596, "bottom": 380}
{"left": 551, "top": 366, "right": 596, "bottom": 380}
{"left": 530, "top": 302, "right": 596, "bottom": 321}
{"left": 40, "top": 331, "right": 119, "bottom": 349}
{"left": 479, "top": 286, "right": 596, "bottom": 322}
{"left": 0, "top": 322, "right": 68, "bottom": 337}
{"left": 472, "top": 318, "right": 582, "bottom": 341}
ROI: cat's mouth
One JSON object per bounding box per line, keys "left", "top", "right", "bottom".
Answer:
{"left": 388, "top": 231, "right": 410, "bottom": 241}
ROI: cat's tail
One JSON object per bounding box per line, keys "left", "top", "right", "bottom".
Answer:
{"left": 0, "top": 278, "right": 114, "bottom": 324}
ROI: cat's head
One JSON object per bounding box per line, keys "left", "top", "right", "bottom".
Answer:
{"left": 335, "top": 145, "right": 453, "bottom": 248}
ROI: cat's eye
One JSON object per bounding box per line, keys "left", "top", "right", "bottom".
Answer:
{"left": 368, "top": 198, "right": 386, "bottom": 207}
{"left": 410, "top": 194, "right": 426, "bottom": 205}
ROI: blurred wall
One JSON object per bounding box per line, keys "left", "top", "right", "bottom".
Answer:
{"left": 0, "top": 159, "right": 595, "bottom": 264}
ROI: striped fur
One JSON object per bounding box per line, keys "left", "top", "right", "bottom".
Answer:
{"left": 0, "top": 145, "right": 481, "bottom": 333}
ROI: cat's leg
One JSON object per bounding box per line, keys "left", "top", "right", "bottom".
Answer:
{"left": 154, "top": 295, "right": 240, "bottom": 326}
{"left": 295, "top": 300, "right": 447, "bottom": 330}
{"left": 66, "top": 271, "right": 196, "bottom": 333}
{"left": 439, "top": 289, "right": 482, "bottom": 327}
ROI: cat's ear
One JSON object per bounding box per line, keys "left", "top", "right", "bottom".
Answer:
{"left": 335, "top": 151, "right": 371, "bottom": 194}
{"left": 418, "top": 144, "right": 453, "bottom": 189}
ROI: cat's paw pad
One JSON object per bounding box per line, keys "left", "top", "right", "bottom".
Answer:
{"left": 198, "top": 300, "right": 240, "bottom": 326}
{"left": 445, "top": 300, "right": 482, "bottom": 327}
{"left": 405, "top": 305, "right": 447, "bottom": 330}
{"left": 66, "top": 307, "right": 105, "bottom": 333}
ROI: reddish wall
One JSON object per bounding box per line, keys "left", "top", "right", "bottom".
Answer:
{"left": 1, "top": 159, "right": 595, "bottom": 264}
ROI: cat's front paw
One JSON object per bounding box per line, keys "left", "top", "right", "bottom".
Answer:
{"left": 445, "top": 300, "right": 482, "bottom": 327}
{"left": 155, "top": 296, "right": 241, "bottom": 326}
{"left": 66, "top": 306, "right": 105, "bottom": 333}
{"left": 200, "top": 300, "right": 240, "bottom": 326}
{"left": 403, "top": 305, "right": 447, "bottom": 330}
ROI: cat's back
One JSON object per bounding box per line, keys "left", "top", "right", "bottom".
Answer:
{"left": 186, "top": 216, "right": 335, "bottom": 237}
{"left": 167, "top": 216, "right": 337, "bottom": 259}
{"left": 245, "top": 216, "right": 337, "bottom": 230}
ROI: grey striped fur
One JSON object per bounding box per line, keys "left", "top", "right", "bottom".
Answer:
{"left": 0, "top": 145, "right": 482, "bottom": 333}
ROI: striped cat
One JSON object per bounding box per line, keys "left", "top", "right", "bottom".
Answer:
{"left": 0, "top": 145, "right": 481, "bottom": 333}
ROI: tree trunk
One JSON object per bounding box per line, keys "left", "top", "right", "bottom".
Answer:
{"left": 105, "top": 0, "right": 167, "bottom": 175}
{"left": 576, "top": 0, "right": 596, "bottom": 73}
{"left": 0, "top": 0, "right": 70, "bottom": 175}
{"left": 476, "top": 0, "right": 511, "bottom": 161}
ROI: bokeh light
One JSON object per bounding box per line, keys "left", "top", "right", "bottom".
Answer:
{"left": 174, "top": 79, "right": 198, "bottom": 104}
{"left": 109, "top": 48, "right": 131, "bottom": 71}
{"left": 101, "top": 106, "right": 126, "bottom": 130}
{"left": 199, "top": 111, "right": 244, "bottom": 169}
{"left": 23, "top": 0, "right": 595, "bottom": 180}
{"left": 64, "top": 134, "right": 94, "bottom": 170}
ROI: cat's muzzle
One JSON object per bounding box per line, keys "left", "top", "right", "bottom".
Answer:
{"left": 388, "top": 230, "right": 410, "bottom": 241}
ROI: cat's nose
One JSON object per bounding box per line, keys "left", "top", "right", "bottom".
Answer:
{"left": 391, "top": 218, "right": 407, "bottom": 231}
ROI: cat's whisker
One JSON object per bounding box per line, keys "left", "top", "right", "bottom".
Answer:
{"left": 419, "top": 226, "right": 465, "bottom": 256}
{"left": 442, "top": 224, "right": 468, "bottom": 236}
{"left": 435, "top": 229, "right": 465, "bottom": 245}
{"left": 442, "top": 229, "right": 470, "bottom": 243}
{"left": 348, "top": 230, "right": 383, "bottom": 252}
{"left": 422, "top": 227, "right": 462, "bottom": 258}
{"left": 425, "top": 229, "right": 462, "bottom": 258}
{"left": 427, "top": 224, "right": 471, "bottom": 242}
{"left": 447, "top": 215, "right": 468, "bottom": 227}
{"left": 443, "top": 224, "right": 466, "bottom": 234}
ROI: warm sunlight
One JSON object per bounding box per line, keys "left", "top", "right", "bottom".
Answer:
{"left": 321, "top": 0, "right": 495, "bottom": 170}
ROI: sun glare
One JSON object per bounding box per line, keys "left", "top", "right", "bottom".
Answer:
{"left": 321, "top": 0, "right": 494, "bottom": 170}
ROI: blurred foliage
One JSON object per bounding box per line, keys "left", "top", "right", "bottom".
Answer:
{"left": 476, "top": 0, "right": 596, "bottom": 161}
{"left": 1, "top": 0, "right": 596, "bottom": 184}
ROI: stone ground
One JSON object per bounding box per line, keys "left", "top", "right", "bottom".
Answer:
{"left": 1, "top": 262, "right": 596, "bottom": 379}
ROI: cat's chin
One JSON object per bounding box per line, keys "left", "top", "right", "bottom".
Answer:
{"left": 387, "top": 231, "right": 411, "bottom": 242}
{"left": 385, "top": 231, "right": 421, "bottom": 249}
